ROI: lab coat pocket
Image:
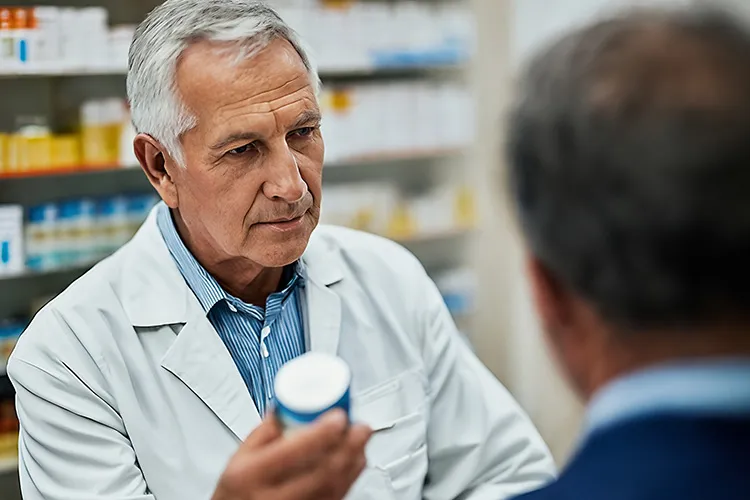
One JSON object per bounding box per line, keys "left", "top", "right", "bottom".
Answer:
{"left": 345, "top": 467, "right": 397, "bottom": 500}
{"left": 352, "top": 371, "right": 429, "bottom": 496}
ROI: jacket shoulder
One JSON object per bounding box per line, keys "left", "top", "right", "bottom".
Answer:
{"left": 311, "top": 225, "right": 424, "bottom": 274}
{"left": 8, "top": 250, "right": 130, "bottom": 372}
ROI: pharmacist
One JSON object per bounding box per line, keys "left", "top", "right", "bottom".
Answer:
{"left": 7, "top": 1, "right": 555, "bottom": 500}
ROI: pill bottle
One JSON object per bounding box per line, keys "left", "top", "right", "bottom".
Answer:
{"left": 274, "top": 352, "right": 351, "bottom": 433}
{"left": 57, "top": 200, "right": 81, "bottom": 267}
{"left": 29, "top": 7, "right": 61, "bottom": 68}
{"left": 12, "top": 8, "right": 29, "bottom": 66}
{"left": 81, "top": 99, "right": 113, "bottom": 167}
{"left": 76, "top": 198, "right": 97, "bottom": 265}
{"left": 26, "top": 203, "right": 57, "bottom": 271}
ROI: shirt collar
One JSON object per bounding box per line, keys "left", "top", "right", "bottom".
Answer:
{"left": 156, "top": 202, "right": 303, "bottom": 314}
{"left": 585, "top": 357, "right": 750, "bottom": 438}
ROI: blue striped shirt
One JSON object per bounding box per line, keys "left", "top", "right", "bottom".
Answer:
{"left": 156, "top": 203, "right": 306, "bottom": 416}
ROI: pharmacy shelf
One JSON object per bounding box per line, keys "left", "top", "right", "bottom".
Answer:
{"left": 0, "top": 65, "right": 127, "bottom": 78}
{"left": 326, "top": 147, "right": 464, "bottom": 167}
{"left": 0, "top": 63, "right": 465, "bottom": 80}
{"left": 0, "top": 148, "right": 463, "bottom": 205}
{"left": 397, "top": 228, "right": 473, "bottom": 268}
{"left": 0, "top": 167, "right": 152, "bottom": 206}
{"left": 0, "top": 228, "right": 472, "bottom": 283}
{"left": 397, "top": 228, "right": 473, "bottom": 246}
{"left": 0, "top": 228, "right": 472, "bottom": 317}
{"left": 0, "top": 264, "right": 90, "bottom": 320}
{"left": 0, "top": 457, "right": 17, "bottom": 475}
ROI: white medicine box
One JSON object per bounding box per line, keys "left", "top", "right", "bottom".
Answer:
{"left": 0, "top": 205, "right": 24, "bottom": 276}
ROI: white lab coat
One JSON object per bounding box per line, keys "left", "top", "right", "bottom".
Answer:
{"left": 8, "top": 206, "right": 555, "bottom": 500}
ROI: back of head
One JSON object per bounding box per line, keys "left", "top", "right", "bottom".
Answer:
{"left": 508, "top": 7, "right": 750, "bottom": 334}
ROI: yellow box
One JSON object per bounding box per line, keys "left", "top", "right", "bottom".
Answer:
{"left": 107, "top": 122, "right": 123, "bottom": 165}
{"left": 7, "top": 135, "right": 30, "bottom": 174}
{"left": 454, "top": 186, "right": 477, "bottom": 229}
{"left": 26, "top": 135, "right": 53, "bottom": 172}
{"left": 386, "top": 205, "right": 417, "bottom": 240}
{"left": 0, "top": 433, "right": 17, "bottom": 457}
{"left": 0, "top": 134, "right": 8, "bottom": 174}
{"left": 52, "top": 134, "right": 82, "bottom": 170}
{"left": 81, "top": 125, "right": 113, "bottom": 167}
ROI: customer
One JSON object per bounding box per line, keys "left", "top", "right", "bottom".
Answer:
{"left": 507, "top": 7, "right": 750, "bottom": 500}
{"left": 7, "top": 1, "right": 554, "bottom": 500}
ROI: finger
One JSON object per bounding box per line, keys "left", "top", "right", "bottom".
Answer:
{"left": 243, "top": 415, "right": 283, "bottom": 450}
{"left": 347, "top": 424, "right": 373, "bottom": 451}
{"left": 331, "top": 425, "right": 371, "bottom": 480}
{"left": 270, "top": 449, "right": 364, "bottom": 500}
{"left": 261, "top": 410, "right": 349, "bottom": 482}
{"left": 341, "top": 448, "right": 368, "bottom": 495}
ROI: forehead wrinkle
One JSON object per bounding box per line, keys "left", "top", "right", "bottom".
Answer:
{"left": 239, "top": 74, "right": 308, "bottom": 103}
{"left": 214, "top": 88, "right": 317, "bottom": 129}
{"left": 212, "top": 70, "right": 310, "bottom": 115}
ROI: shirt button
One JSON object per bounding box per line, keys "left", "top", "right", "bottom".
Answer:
{"left": 261, "top": 326, "right": 270, "bottom": 337}
{"left": 261, "top": 342, "right": 270, "bottom": 358}
{"left": 227, "top": 303, "right": 237, "bottom": 313}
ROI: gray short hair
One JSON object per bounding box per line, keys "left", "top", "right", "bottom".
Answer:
{"left": 127, "top": 0, "right": 319, "bottom": 166}
{"left": 508, "top": 7, "right": 750, "bottom": 330}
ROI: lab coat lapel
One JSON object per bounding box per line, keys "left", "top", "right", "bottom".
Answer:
{"left": 121, "top": 205, "right": 261, "bottom": 441}
{"left": 302, "top": 229, "right": 345, "bottom": 356}
{"left": 305, "top": 278, "right": 342, "bottom": 355}
{"left": 160, "top": 305, "right": 261, "bottom": 441}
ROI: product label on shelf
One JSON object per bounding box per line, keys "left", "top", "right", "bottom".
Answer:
{"left": 0, "top": 205, "right": 24, "bottom": 275}
{"left": 25, "top": 195, "right": 158, "bottom": 274}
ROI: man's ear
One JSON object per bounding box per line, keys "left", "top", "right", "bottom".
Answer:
{"left": 134, "top": 133, "right": 179, "bottom": 208}
{"left": 526, "top": 255, "right": 571, "bottom": 335}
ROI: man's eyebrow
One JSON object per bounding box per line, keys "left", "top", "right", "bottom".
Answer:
{"left": 210, "top": 132, "right": 261, "bottom": 151}
{"left": 289, "top": 109, "right": 322, "bottom": 129}
{"left": 209, "top": 110, "right": 322, "bottom": 151}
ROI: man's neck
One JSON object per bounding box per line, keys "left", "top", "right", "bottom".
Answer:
{"left": 172, "top": 209, "right": 284, "bottom": 307}
{"left": 586, "top": 326, "right": 750, "bottom": 400}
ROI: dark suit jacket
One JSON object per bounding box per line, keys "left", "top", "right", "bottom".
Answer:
{"left": 514, "top": 413, "right": 750, "bottom": 500}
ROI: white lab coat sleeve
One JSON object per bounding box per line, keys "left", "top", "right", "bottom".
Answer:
{"left": 7, "top": 311, "right": 155, "bottom": 500}
{"left": 417, "top": 269, "right": 557, "bottom": 500}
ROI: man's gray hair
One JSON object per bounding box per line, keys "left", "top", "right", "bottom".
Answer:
{"left": 507, "top": 7, "right": 750, "bottom": 330}
{"left": 127, "top": 0, "right": 319, "bottom": 167}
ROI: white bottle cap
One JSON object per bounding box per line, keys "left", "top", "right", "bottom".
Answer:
{"left": 275, "top": 352, "right": 351, "bottom": 417}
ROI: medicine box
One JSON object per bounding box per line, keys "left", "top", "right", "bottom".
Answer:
{"left": 0, "top": 205, "right": 24, "bottom": 276}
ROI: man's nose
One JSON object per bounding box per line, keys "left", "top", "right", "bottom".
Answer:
{"left": 262, "top": 149, "right": 307, "bottom": 203}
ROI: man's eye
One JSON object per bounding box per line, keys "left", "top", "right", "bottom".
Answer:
{"left": 291, "top": 127, "right": 315, "bottom": 138}
{"left": 228, "top": 143, "right": 255, "bottom": 155}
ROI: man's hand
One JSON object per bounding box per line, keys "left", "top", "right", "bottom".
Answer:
{"left": 212, "top": 410, "right": 372, "bottom": 500}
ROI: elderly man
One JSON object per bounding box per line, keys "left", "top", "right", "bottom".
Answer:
{"left": 506, "top": 7, "right": 750, "bottom": 500}
{"left": 7, "top": 1, "right": 554, "bottom": 500}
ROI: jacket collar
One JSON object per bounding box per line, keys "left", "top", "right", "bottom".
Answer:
{"left": 120, "top": 204, "right": 344, "bottom": 328}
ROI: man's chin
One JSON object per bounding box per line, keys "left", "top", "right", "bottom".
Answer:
{"left": 254, "top": 244, "right": 308, "bottom": 268}
{"left": 249, "top": 229, "right": 314, "bottom": 267}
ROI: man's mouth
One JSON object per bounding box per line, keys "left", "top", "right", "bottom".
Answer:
{"left": 258, "top": 213, "right": 306, "bottom": 232}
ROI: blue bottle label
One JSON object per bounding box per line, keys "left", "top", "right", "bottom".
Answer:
{"left": 0, "top": 240, "right": 9, "bottom": 265}
{"left": 18, "top": 39, "right": 27, "bottom": 63}
{"left": 276, "top": 388, "right": 351, "bottom": 432}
